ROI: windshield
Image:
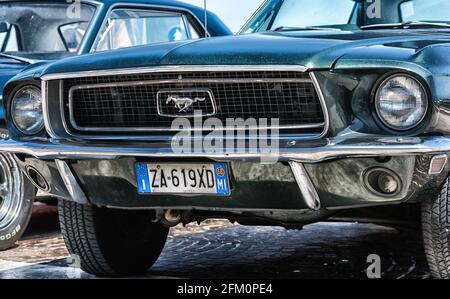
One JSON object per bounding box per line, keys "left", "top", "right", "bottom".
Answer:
{"left": 241, "top": 0, "right": 450, "bottom": 33}
{"left": 0, "top": 1, "right": 96, "bottom": 59}
{"left": 93, "top": 9, "right": 200, "bottom": 53}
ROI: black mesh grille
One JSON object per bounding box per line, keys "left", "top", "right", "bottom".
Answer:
{"left": 62, "top": 71, "right": 325, "bottom": 134}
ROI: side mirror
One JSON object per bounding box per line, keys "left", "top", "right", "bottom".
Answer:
{"left": 0, "top": 22, "right": 8, "bottom": 33}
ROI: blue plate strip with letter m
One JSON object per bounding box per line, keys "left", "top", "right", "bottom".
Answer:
{"left": 214, "top": 163, "right": 230, "bottom": 195}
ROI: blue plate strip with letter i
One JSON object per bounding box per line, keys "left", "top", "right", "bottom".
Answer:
{"left": 135, "top": 163, "right": 151, "bottom": 193}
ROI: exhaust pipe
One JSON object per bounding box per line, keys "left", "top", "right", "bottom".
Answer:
{"left": 160, "top": 210, "right": 182, "bottom": 227}
{"left": 26, "top": 166, "right": 49, "bottom": 191}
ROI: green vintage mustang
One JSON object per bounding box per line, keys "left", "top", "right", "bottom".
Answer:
{"left": 3, "top": 0, "right": 450, "bottom": 278}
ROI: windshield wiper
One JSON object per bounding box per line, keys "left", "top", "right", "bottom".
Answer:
{"left": 0, "top": 53, "right": 35, "bottom": 64}
{"left": 272, "top": 26, "right": 341, "bottom": 32}
{"left": 360, "top": 21, "right": 450, "bottom": 30}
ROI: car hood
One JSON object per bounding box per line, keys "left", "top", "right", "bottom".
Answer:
{"left": 0, "top": 56, "right": 29, "bottom": 89}
{"left": 38, "top": 30, "right": 450, "bottom": 76}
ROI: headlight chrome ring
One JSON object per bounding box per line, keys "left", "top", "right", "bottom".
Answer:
{"left": 374, "top": 73, "right": 429, "bottom": 131}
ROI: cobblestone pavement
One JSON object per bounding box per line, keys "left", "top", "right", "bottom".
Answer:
{"left": 0, "top": 204, "right": 431, "bottom": 279}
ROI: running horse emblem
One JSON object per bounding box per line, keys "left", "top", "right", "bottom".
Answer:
{"left": 166, "top": 95, "right": 206, "bottom": 113}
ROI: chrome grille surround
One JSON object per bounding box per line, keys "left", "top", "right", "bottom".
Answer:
{"left": 41, "top": 66, "right": 329, "bottom": 139}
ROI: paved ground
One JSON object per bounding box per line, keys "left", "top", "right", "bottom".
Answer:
{"left": 0, "top": 204, "right": 431, "bottom": 279}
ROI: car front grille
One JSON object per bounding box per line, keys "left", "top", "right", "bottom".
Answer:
{"left": 61, "top": 69, "right": 327, "bottom": 137}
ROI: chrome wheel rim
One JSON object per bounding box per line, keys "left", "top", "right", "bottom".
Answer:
{"left": 0, "top": 154, "right": 23, "bottom": 230}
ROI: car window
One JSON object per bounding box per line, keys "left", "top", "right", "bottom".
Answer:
{"left": 59, "top": 22, "right": 90, "bottom": 53}
{"left": 0, "top": 2, "right": 96, "bottom": 54}
{"left": 400, "top": 0, "right": 450, "bottom": 22}
{"left": 270, "top": 0, "right": 356, "bottom": 29}
{"left": 242, "top": 0, "right": 357, "bottom": 33}
{"left": 93, "top": 9, "right": 201, "bottom": 52}
{"left": 187, "top": 21, "right": 201, "bottom": 39}
{"left": 3, "top": 25, "right": 19, "bottom": 52}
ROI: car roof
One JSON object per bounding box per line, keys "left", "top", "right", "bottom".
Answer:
{"left": 0, "top": 0, "right": 232, "bottom": 36}
{"left": 1, "top": 0, "right": 199, "bottom": 6}
{"left": 0, "top": 0, "right": 213, "bottom": 14}
{"left": 91, "top": 0, "right": 208, "bottom": 10}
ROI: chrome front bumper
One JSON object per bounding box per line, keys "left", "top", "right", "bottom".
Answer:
{"left": 0, "top": 136, "right": 449, "bottom": 162}
{"left": 5, "top": 136, "right": 450, "bottom": 211}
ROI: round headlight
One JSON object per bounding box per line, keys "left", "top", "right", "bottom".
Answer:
{"left": 375, "top": 74, "right": 428, "bottom": 131}
{"left": 11, "top": 86, "right": 44, "bottom": 135}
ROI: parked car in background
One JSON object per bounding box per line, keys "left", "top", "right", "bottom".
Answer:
{"left": 0, "top": 0, "right": 230, "bottom": 251}
{"left": 5, "top": 0, "right": 450, "bottom": 279}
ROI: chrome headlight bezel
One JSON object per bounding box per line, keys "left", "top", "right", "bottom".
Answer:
{"left": 374, "top": 73, "right": 429, "bottom": 132}
{"left": 10, "top": 85, "right": 44, "bottom": 135}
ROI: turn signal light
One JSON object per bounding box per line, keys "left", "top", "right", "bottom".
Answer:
{"left": 429, "top": 155, "right": 448, "bottom": 175}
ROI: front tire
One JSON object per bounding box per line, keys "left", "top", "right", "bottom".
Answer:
{"left": 58, "top": 200, "right": 169, "bottom": 277}
{"left": 421, "top": 176, "right": 450, "bottom": 279}
{"left": 0, "top": 153, "right": 34, "bottom": 251}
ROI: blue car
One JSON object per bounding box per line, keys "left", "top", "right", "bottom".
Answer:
{"left": 5, "top": 0, "right": 450, "bottom": 278}
{"left": 0, "top": 0, "right": 231, "bottom": 251}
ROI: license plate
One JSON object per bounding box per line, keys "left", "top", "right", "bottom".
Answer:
{"left": 135, "top": 163, "right": 230, "bottom": 196}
